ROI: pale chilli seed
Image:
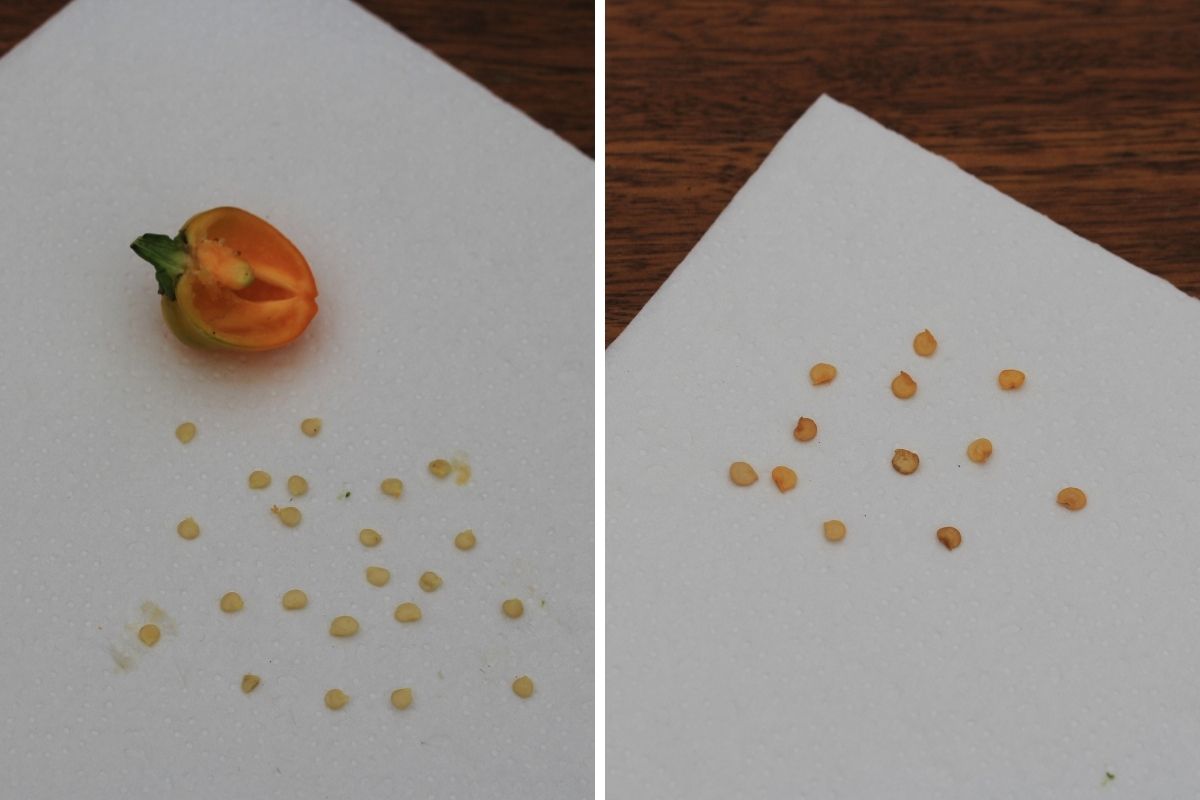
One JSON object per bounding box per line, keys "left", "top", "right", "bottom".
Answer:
{"left": 300, "top": 418, "right": 322, "bottom": 437}
{"left": 175, "top": 422, "right": 196, "bottom": 444}
{"left": 892, "top": 449, "right": 920, "bottom": 475}
{"left": 771, "top": 466, "right": 798, "bottom": 493}
{"left": 281, "top": 589, "right": 308, "bottom": 610}
{"left": 241, "top": 674, "right": 260, "bottom": 694}
{"left": 138, "top": 624, "right": 161, "bottom": 647}
{"left": 393, "top": 602, "right": 422, "bottom": 623}
{"left": 823, "top": 520, "right": 847, "bottom": 542}
{"left": 454, "top": 530, "right": 477, "bottom": 551}
{"left": 891, "top": 371, "right": 917, "bottom": 399}
{"left": 287, "top": 475, "right": 308, "bottom": 497}
{"left": 220, "top": 592, "right": 244, "bottom": 613}
{"left": 324, "top": 689, "right": 348, "bottom": 710}
{"left": 913, "top": 329, "right": 937, "bottom": 357}
{"left": 380, "top": 478, "right": 404, "bottom": 498}
{"left": 359, "top": 528, "right": 382, "bottom": 547}
{"left": 967, "top": 438, "right": 993, "bottom": 464}
{"left": 390, "top": 688, "right": 413, "bottom": 710}
{"left": 937, "top": 526, "right": 962, "bottom": 550}
{"left": 793, "top": 417, "right": 817, "bottom": 442}
{"left": 366, "top": 567, "right": 391, "bottom": 587}
{"left": 272, "top": 505, "right": 301, "bottom": 527}
{"left": 502, "top": 598, "right": 524, "bottom": 619}
{"left": 248, "top": 470, "right": 271, "bottom": 489}
{"left": 329, "top": 616, "right": 359, "bottom": 637}
{"left": 998, "top": 369, "right": 1026, "bottom": 390}
{"left": 729, "top": 461, "right": 758, "bottom": 486}
{"left": 809, "top": 362, "right": 837, "bottom": 385}
{"left": 1057, "top": 487, "right": 1087, "bottom": 511}
{"left": 419, "top": 572, "right": 443, "bottom": 593}
{"left": 428, "top": 459, "right": 452, "bottom": 479}
{"left": 177, "top": 517, "right": 200, "bottom": 540}
{"left": 512, "top": 676, "right": 534, "bottom": 699}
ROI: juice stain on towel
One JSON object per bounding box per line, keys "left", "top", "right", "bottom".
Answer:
{"left": 111, "top": 602, "right": 176, "bottom": 671}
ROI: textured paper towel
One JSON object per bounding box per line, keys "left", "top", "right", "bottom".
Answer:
{"left": 0, "top": 1, "right": 592, "bottom": 798}
{"left": 607, "top": 95, "right": 1200, "bottom": 798}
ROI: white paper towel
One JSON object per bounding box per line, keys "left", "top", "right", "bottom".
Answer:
{"left": 0, "top": 1, "right": 592, "bottom": 798}
{"left": 607, "top": 95, "right": 1200, "bottom": 798}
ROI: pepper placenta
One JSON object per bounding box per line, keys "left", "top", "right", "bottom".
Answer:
{"left": 131, "top": 207, "right": 318, "bottom": 350}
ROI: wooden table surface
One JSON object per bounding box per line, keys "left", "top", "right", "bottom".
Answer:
{"left": 0, "top": 0, "right": 593, "bottom": 157}
{"left": 607, "top": 0, "right": 1200, "bottom": 345}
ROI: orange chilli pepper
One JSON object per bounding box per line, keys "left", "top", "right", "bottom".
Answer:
{"left": 131, "top": 207, "right": 318, "bottom": 351}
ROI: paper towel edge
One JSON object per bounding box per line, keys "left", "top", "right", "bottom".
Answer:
{"left": 0, "top": 0, "right": 594, "bottom": 174}
{"left": 0, "top": 0, "right": 85, "bottom": 76}
{"left": 335, "top": 0, "right": 594, "bottom": 168}
{"left": 608, "top": 92, "right": 1197, "bottom": 359}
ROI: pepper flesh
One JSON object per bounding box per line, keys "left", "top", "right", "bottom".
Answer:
{"left": 131, "top": 207, "right": 318, "bottom": 351}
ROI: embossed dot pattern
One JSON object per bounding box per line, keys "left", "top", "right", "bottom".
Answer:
{"left": 607, "top": 96, "right": 1200, "bottom": 797}
{"left": 0, "top": 0, "right": 592, "bottom": 796}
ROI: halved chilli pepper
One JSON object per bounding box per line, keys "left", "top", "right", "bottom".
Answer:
{"left": 131, "top": 207, "right": 318, "bottom": 351}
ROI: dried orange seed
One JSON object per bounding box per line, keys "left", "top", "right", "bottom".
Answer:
{"left": 823, "top": 520, "right": 847, "bottom": 542}
{"left": 913, "top": 329, "right": 937, "bottom": 357}
{"left": 729, "top": 461, "right": 758, "bottom": 487}
{"left": 891, "top": 448, "right": 920, "bottom": 475}
{"left": 793, "top": 417, "right": 818, "bottom": 442}
{"left": 998, "top": 369, "right": 1025, "bottom": 390}
{"left": 1057, "top": 487, "right": 1087, "bottom": 511}
{"left": 967, "top": 438, "right": 993, "bottom": 464}
{"left": 891, "top": 371, "right": 917, "bottom": 399}
{"left": 809, "top": 362, "right": 837, "bottom": 385}
{"left": 937, "top": 526, "right": 962, "bottom": 550}
{"left": 771, "top": 466, "right": 798, "bottom": 493}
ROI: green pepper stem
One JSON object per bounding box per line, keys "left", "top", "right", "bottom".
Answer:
{"left": 131, "top": 233, "right": 190, "bottom": 300}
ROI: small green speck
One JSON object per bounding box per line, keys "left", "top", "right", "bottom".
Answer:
{"left": 1102, "top": 771, "right": 1116, "bottom": 786}
{"left": 540, "top": 599, "right": 546, "bottom": 608}
{"left": 338, "top": 490, "right": 351, "bottom": 500}
{"left": 437, "top": 670, "right": 444, "bottom": 680}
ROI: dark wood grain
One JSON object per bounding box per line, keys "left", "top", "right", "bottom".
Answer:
{"left": 607, "top": 0, "right": 1200, "bottom": 345}
{"left": 0, "top": 0, "right": 593, "bottom": 156}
